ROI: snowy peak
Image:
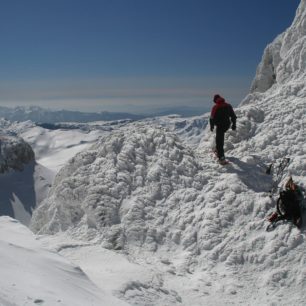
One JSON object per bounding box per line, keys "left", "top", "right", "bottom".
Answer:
{"left": 249, "top": 0, "right": 306, "bottom": 93}
{"left": 239, "top": 1, "right": 306, "bottom": 174}
{"left": 282, "top": 0, "right": 306, "bottom": 53}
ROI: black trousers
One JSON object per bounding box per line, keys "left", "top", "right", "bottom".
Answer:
{"left": 216, "top": 127, "right": 226, "bottom": 159}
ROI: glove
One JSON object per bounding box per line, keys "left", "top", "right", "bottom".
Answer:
{"left": 210, "top": 126, "right": 214, "bottom": 132}
{"left": 231, "top": 124, "right": 236, "bottom": 131}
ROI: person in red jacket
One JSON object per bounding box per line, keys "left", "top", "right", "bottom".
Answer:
{"left": 210, "top": 94, "right": 237, "bottom": 163}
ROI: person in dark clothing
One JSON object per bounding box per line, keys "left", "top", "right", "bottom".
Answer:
{"left": 281, "top": 177, "right": 303, "bottom": 228}
{"left": 210, "top": 94, "right": 237, "bottom": 163}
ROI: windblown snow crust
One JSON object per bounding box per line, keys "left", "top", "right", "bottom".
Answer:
{"left": 241, "top": 0, "right": 306, "bottom": 173}
{"left": 248, "top": 0, "right": 306, "bottom": 94}
{"left": 31, "top": 124, "right": 208, "bottom": 249}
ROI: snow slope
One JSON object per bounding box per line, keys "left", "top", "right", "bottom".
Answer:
{"left": 0, "top": 161, "right": 52, "bottom": 226}
{"left": 0, "top": 216, "right": 128, "bottom": 306}
{"left": 5, "top": 120, "right": 107, "bottom": 174}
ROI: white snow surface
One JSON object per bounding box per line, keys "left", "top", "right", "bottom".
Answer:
{"left": 0, "top": 216, "right": 128, "bottom": 306}
{"left": 247, "top": 0, "right": 306, "bottom": 94}
{"left": 6, "top": 120, "right": 107, "bottom": 175}
{"left": 2, "top": 1, "right": 306, "bottom": 305}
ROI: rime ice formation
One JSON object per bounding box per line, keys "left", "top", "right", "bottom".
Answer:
{"left": 31, "top": 124, "right": 208, "bottom": 249}
{"left": 240, "top": 0, "right": 306, "bottom": 173}
{"left": 247, "top": 0, "right": 306, "bottom": 94}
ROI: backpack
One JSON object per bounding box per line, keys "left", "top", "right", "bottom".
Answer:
{"left": 278, "top": 189, "right": 302, "bottom": 227}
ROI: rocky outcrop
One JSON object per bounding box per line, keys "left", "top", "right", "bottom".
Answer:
{"left": 0, "top": 135, "right": 35, "bottom": 173}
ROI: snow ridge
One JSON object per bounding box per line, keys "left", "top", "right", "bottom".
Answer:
{"left": 247, "top": 0, "right": 306, "bottom": 95}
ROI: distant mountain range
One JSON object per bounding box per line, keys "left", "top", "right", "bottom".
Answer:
{"left": 0, "top": 105, "right": 207, "bottom": 124}
{"left": 0, "top": 106, "right": 145, "bottom": 123}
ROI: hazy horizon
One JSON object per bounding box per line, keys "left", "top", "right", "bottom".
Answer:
{"left": 0, "top": 0, "right": 300, "bottom": 114}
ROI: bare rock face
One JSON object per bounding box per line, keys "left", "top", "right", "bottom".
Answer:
{"left": 0, "top": 135, "right": 35, "bottom": 173}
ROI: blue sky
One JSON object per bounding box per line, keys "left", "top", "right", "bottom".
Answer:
{"left": 0, "top": 0, "right": 300, "bottom": 114}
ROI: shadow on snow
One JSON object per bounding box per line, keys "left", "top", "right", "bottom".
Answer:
{"left": 0, "top": 161, "right": 36, "bottom": 225}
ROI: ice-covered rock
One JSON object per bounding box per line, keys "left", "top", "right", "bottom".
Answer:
{"left": 245, "top": 0, "right": 306, "bottom": 96}
{"left": 0, "top": 121, "right": 53, "bottom": 225}
{"left": 145, "top": 115, "right": 209, "bottom": 148}
{"left": 240, "top": 0, "right": 306, "bottom": 172}
{"left": 31, "top": 124, "right": 209, "bottom": 251}
{"left": 0, "top": 134, "right": 34, "bottom": 173}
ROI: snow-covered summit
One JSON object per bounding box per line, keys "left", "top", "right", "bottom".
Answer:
{"left": 239, "top": 0, "right": 306, "bottom": 178}
{"left": 247, "top": 0, "right": 306, "bottom": 94}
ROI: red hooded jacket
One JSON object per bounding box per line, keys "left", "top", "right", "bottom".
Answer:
{"left": 210, "top": 96, "right": 237, "bottom": 131}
